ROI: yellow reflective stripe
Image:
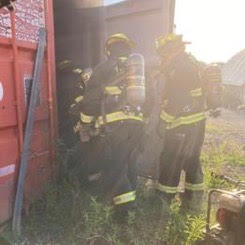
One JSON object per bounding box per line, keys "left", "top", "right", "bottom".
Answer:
{"left": 72, "top": 68, "right": 83, "bottom": 74}
{"left": 161, "top": 110, "right": 205, "bottom": 123}
{"left": 160, "top": 111, "right": 206, "bottom": 129}
{"left": 190, "top": 88, "right": 202, "bottom": 97}
{"left": 118, "top": 56, "right": 128, "bottom": 62}
{"left": 104, "top": 86, "right": 122, "bottom": 95}
{"left": 95, "top": 111, "right": 143, "bottom": 128}
{"left": 160, "top": 111, "right": 175, "bottom": 123}
{"left": 168, "top": 113, "right": 205, "bottom": 129}
{"left": 75, "top": 96, "right": 84, "bottom": 103}
{"left": 185, "top": 182, "right": 205, "bottom": 191}
{"left": 156, "top": 183, "right": 178, "bottom": 194}
{"left": 80, "top": 112, "right": 94, "bottom": 124}
{"left": 58, "top": 59, "right": 71, "bottom": 70}
{"left": 113, "top": 191, "right": 136, "bottom": 205}
{"left": 127, "top": 85, "right": 145, "bottom": 89}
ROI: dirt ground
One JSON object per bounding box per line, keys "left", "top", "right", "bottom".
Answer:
{"left": 204, "top": 109, "right": 245, "bottom": 180}
{"left": 206, "top": 109, "right": 245, "bottom": 144}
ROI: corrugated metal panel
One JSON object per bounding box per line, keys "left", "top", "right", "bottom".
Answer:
{"left": 0, "top": 0, "right": 56, "bottom": 223}
{"left": 222, "top": 49, "right": 245, "bottom": 86}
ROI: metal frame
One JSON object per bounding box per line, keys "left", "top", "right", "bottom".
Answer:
{"left": 44, "top": 0, "right": 58, "bottom": 176}
{"left": 12, "top": 27, "right": 47, "bottom": 235}
{"left": 10, "top": 10, "right": 23, "bottom": 159}
{"left": 206, "top": 189, "right": 245, "bottom": 233}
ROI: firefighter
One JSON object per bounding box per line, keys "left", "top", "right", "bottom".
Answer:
{"left": 154, "top": 33, "right": 221, "bottom": 209}
{"left": 72, "top": 33, "right": 144, "bottom": 215}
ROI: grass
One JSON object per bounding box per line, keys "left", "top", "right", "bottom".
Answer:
{"left": 202, "top": 141, "right": 245, "bottom": 189}
{"left": 200, "top": 120, "right": 245, "bottom": 229}
{"left": 2, "top": 117, "right": 244, "bottom": 244}
{"left": 2, "top": 179, "right": 207, "bottom": 245}
{"left": 203, "top": 121, "right": 245, "bottom": 187}
{"left": 205, "top": 123, "right": 225, "bottom": 135}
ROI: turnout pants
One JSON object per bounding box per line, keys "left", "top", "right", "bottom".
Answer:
{"left": 83, "top": 121, "right": 143, "bottom": 210}
{"left": 157, "top": 120, "right": 206, "bottom": 200}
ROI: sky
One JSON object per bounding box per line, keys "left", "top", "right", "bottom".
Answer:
{"left": 105, "top": 0, "right": 245, "bottom": 63}
{"left": 175, "top": 0, "right": 245, "bottom": 63}
{"left": 104, "top": 0, "right": 124, "bottom": 5}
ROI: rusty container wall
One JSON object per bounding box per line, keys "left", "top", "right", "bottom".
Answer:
{"left": 106, "top": 0, "right": 175, "bottom": 65}
{"left": 0, "top": 0, "right": 57, "bottom": 223}
{"left": 54, "top": 0, "right": 106, "bottom": 147}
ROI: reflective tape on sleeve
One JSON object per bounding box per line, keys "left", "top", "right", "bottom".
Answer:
{"left": 80, "top": 112, "right": 95, "bottom": 124}
{"left": 95, "top": 111, "right": 143, "bottom": 128}
{"left": 75, "top": 96, "right": 84, "bottom": 103}
{"left": 113, "top": 191, "right": 136, "bottom": 205}
{"left": 190, "top": 88, "right": 202, "bottom": 97}
{"left": 104, "top": 86, "right": 122, "bottom": 95}
{"left": 72, "top": 68, "right": 83, "bottom": 74}
{"left": 160, "top": 110, "right": 206, "bottom": 129}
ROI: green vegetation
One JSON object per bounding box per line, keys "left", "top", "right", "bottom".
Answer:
{"left": 2, "top": 180, "right": 207, "bottom": 245}
{"left": 203, "top": 121, "right": 245, "bottom": 187}
{"left": 2, "top": 116, "right": 244, "bottom": 244}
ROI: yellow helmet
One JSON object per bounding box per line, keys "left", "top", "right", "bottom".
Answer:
{"left": 155, "top": 33, "right": 184, "bottom": 53}
{"left": 105, "top": 33, "right": 135, "bottom": 56}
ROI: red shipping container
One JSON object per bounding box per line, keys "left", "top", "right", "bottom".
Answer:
{"left": 0, "top": 0, "right": 57, "bottom": 224}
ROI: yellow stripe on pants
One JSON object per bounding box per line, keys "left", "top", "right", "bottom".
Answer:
{"left": 113, "top": 191, "right": 136, "bottom": 205}
{"left": 156, "top": 183, "right": 178, "bottom": 194}
{"left": 185, "top": 182, "right": 204, "bottom": 191}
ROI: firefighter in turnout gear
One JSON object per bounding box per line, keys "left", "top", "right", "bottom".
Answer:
{"left": 73, "top": 33, "right": 145, "bottom": 214}
{"left": 155, "top": 33, "right": 216, "bottom": 209}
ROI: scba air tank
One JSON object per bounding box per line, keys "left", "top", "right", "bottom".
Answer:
{"left": 126, "top": 53, "right": 146, "bottom": 107}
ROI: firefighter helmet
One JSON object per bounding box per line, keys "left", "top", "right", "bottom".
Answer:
{"left": 105, "top": 33, "right": 135, "bottom": 57}
{"left": 155, "top": 33, "right": 188, "bottom": 55}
